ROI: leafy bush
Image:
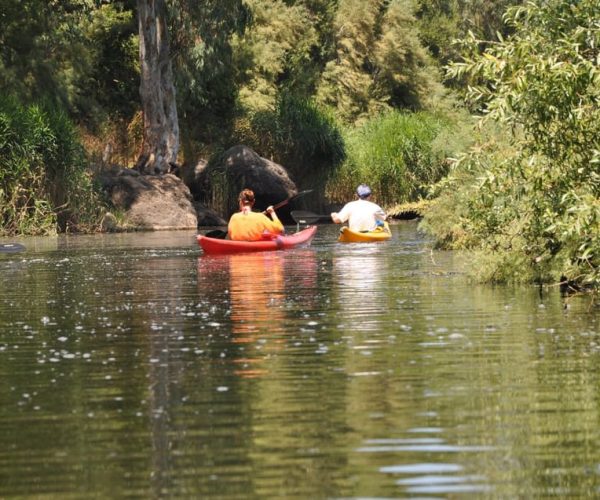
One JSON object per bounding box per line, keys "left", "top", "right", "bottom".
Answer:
{"left": 0, "top": 96, "right": 106, "bottom": 235}
{"left": 424, "top": 0, "right": 600, "bottom": 287}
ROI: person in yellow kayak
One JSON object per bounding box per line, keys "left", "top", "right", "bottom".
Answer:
{"left": 228, "top": 188, "right": 284, "bottom": 241}
{"left": 330, "top": 184, "right": 387, "bottom": 232}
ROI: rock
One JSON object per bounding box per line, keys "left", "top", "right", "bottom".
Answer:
{"left": 184, "top": 159, "right": 208, "bottom": 199}
{"left": 100, "top": 168, "right": 198, "bottom": 230}
{"left": 100, "top": 212, "right": 118, "bottom": 232}
{"left": 194, "top": 203, "right": 227, "bottom": 226}
{"left": 192, "top": 145, "right": 297, "bottom": 216}
{"left": 386, "top": 200, "right": 430, "bottom": 220}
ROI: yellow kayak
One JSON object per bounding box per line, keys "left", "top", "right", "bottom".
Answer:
{"left": 338, "top": 222, "right": 392, "bottom": 243}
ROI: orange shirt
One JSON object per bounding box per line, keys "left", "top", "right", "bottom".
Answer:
{"left": 228, "top": 211, "right": 284, "bottom": 241}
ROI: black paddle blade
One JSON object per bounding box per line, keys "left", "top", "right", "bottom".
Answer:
{"left": 0, "top": 243, "right": 26, "bottom": 253}
{"left": 291, "top": 189, "right": 314, "bottom": 201}
{"left": 204, "top": 229, "right": 228, "bottom": 239}
{"left": 271, "top": 189, "right": 314, "bottom": 210}
{"left": 290, "top": 210, "right": 329, "bottom": 224}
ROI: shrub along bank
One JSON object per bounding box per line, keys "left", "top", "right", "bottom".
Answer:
{"left": 421, "top": 0, "right": 600, "bottom": 289}
{"left": 328, "top": 110, "right": 468, "bottom": 208}
{"left": 0, "top": 97, "right": 107, "bottom": 236}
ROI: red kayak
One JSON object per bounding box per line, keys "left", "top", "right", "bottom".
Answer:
{"left": 197, "top": 226, "right": 317, "bottom": 255}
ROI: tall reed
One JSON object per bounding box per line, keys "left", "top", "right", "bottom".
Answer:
{"left": 0, "top": 96, "right": 106, "bottom": 235}
{"left": 328, "top": 111, "right": 454, "bottom": 207}
{"left": 235, "top": 94, "right": 345, "bottom": 182}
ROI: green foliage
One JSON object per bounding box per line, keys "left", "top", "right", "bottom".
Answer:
{"left": 425, "top": 0, "right": 600, "bottom": 286}
{"left": 0, "top": 0, "right": 63, "bottom": 101}
{"left": 0, "top": 0, "right": 492, "bottom": 234}
{"left": 75, "top": 3, "right": 139, "bottom": 123}
{"left": 0, "top": 96, "right": 106, "bottom": 235}
{"left": 330, "top": 110, "right": 459, "bottom": 206}
{"left": 290, "top": 0, "right": 338, "bottom": 89}
{"left": 420, "top": 127, "right": 513, "bottom": 249}
{"left": 0, "top": 1, "right": 138, "bottom": 124}
{"left": 316, "top": 0, "right": 443, "bottom": 124}
{"left": 232, "top": 0, "right": 320, "bottom": 111}
{"left": 170, "top": 0, "right": 249, "bottom": 152}
{"left": 416, "top": 0, "right": 521, "bottom": 66}
{"left": 235, "top": 94, "right": 345, "bottom": 184}
{"left": 316, "top": 0, "right": 381, "bottom": 122}
{"left": 373, "top": 0, "right": 442, "bottom": 109}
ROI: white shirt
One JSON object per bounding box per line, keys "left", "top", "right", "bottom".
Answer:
{"left": 336, "top": 199, "right": 386, "bottom": 232}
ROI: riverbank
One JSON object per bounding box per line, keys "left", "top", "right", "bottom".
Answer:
{"left": 386, "top": 199, "right": 430, "bottom": 220}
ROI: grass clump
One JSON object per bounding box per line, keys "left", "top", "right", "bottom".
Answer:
{"left": 0, "top": 96, "right": 107, "bottom": 235}
{"left": 328, "top": 110, "right": 463, "bottom": 207}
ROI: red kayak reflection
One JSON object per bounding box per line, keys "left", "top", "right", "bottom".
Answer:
{"left": 228, "top": 252, "right": 285, "bottom": 336}
{"left": 197, "top": 249, "right": 318, "bottom": 378}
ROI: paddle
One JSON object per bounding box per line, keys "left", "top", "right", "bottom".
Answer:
{"left": 266, "top": 189, "right": 314, "bottom": 212}
{"left": 0, "top": 243, "right": 26, "bottom": 253}
{"left": 290, "top": 210, "right": 330, "bottom": 224}
{"left": 203, "top": 190, "right": 314, "bottom": 239}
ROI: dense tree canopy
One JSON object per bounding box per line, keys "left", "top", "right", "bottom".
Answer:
{"left": 316, "top": 0, "right": 442, "bottom": 123}
{"left": 0, "top": 0, "right": 494, "bottom": 147}
{"left": 169, "top": 0, "right": 249, "bottom": 151}
{"left": 416, "top": 0, "right": 521, "bottom": 66}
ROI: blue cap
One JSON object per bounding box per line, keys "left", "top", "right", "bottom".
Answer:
{"left": 356, "top": 184, "right": 371, "bottom": 198}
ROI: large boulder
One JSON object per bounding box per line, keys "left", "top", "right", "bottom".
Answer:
{"left": 194, "top": 203, "right": 227, "bottom": 227}
{"left": 100, "top": 168, "right": 198, "bottom": 230}
{"left": 193, "top": 145, "right": 297, "bottom": 216}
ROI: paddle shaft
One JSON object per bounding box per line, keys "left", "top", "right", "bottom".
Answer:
{"left": 264, "top": 189, "right": 314, "bottom": 213}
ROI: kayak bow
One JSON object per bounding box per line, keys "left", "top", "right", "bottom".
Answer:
{"left": 338, "top": 222, "right": 391, "bottom": 243}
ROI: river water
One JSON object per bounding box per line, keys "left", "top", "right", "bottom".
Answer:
{"left": 1, "top": 221, "right": 599, "bottom": 498}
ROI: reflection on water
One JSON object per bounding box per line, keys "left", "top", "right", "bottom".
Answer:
{"left": 197, "top": 251, "right": 319, "bottom": 377}
{"left": 1, "top": 224, "right": 600, "bottom": 498}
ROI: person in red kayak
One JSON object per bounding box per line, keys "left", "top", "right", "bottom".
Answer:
{"left": 330, "top": 184, "right": 387, "bottom": 232}
{"left": 228, "top": 188, "right": 284, "bottom": 241}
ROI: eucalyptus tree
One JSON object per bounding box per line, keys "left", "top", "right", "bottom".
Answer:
{"left": 135, "top": 0, "right": 251, "bottom": 168}
{"left": 135, "top": 0, "right": 178, "bottom": 174}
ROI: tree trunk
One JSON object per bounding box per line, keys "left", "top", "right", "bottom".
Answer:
{"left": 136, "top": 0, "right": 179, "bottom": 175}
